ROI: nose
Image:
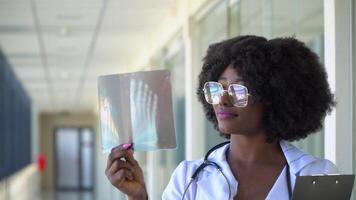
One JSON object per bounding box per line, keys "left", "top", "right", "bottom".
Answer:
{"left": 219, "top": 90, "right": 233, "bottom": 107}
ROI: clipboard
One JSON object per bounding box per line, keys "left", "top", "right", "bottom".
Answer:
{"left": 292, "top": 174, "right": 355, "bottom": 200}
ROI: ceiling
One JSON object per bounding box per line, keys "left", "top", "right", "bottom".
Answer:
{"left": 0, "top": 0, "right": 178, "bottom": 113}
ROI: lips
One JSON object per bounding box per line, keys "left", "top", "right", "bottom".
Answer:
{"left": 217, "top": 111, "right": 238, "bottom": 120}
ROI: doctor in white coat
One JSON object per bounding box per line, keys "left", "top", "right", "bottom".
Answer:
{"left": 105, "top": 35, "right": 338, "bottom": 200}
{"left": 161, "top": 141, "right": 338, "bottom": 200}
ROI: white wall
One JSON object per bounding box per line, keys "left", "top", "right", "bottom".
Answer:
{"left": 0, "top": 165, "right": 40, "bottom": 200}
{"left": 31, "top": 104, "right": 39, "bottom": 162}
{"left": 324, "top": 0, "right": 354, "bottom": 173}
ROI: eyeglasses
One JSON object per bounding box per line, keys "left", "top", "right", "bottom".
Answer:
{"left": 203, "top": 81, "right": 250, "bottom": 107}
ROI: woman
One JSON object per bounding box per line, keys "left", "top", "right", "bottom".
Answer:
{"left": 105, "top": 35, "right": 338, "bottom": 200}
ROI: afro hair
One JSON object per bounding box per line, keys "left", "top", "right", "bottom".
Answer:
{"left": 197, "top": 35, "right": 335, "bottom": 143}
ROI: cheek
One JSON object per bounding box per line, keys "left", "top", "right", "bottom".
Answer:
{"left": 212, "top": 105, "right": 219, "bottom": 115}
{"left": 241, "top": 111, "right": 263, "bottom": 129}
{"left": 238, "top": 106, "right": 264, "bottom": 131}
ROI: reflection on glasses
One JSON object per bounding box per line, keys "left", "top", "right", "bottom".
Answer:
{"left": 203, "top": 81, "right": 250, "bottom": 107}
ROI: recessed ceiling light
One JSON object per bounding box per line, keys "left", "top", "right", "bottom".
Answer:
{"left": 59, "top": 27, "right": 70, "bottom": 36}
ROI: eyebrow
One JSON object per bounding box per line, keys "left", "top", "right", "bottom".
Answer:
{"left": 218, "top": 77, "right": 244, "bottom": 82}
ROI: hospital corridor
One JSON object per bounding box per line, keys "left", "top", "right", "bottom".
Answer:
{"left": 1, "top": 0, "right": 356, "bottom": 199}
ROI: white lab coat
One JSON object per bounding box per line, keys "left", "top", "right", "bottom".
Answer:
{"left": 162, "top": 141, "right": 338, "bottom": 200}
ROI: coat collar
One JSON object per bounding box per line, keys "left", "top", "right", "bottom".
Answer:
{"left": 194, "top": 140, "right": 317, "bottom": 199}
{"left": 201, "top": 140, "right": 317, "bottom": 175}
{"left": 279, "top": 140, "right": 317, "bottom": 174}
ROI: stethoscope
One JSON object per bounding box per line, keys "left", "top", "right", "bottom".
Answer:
{"left": 182, "top": 141, "right": 293, "bottom": 200}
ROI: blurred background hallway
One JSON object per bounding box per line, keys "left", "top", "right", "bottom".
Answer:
{"left": 0, "top": 0, "right": 355, "bottom": 199}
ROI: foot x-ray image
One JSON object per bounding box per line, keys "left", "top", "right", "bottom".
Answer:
{"left": 98, "top": 70, "right": 176, "bottom": 153}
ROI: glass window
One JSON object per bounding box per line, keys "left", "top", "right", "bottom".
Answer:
{"left": 229, "top": 0, "right": 325, "bottom": 157}
{"left": 197, "top": 0, "right": 229, "bottom": 55}
{"left": 139, "top": 34, "right": 185, "bottom": 199}
{"left": 229, "top": 0, "right": 241, "bottom": 37}
{"left": 196, "top": 0, "right": 229, "bottom": 152}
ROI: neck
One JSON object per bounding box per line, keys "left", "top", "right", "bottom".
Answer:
{"left": 228, "top": 134, "right": 284, "bottom": 165}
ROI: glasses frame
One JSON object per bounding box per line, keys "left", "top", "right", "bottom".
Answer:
{"left": 203, "top": 81, "right": 250, "bottom": 107}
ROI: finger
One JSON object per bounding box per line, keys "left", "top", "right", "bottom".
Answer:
{"left": 110, "top": 168, "right": 135, "bottom": 187}
{"left": 106, "top": 157, "right": 132, "bottom": 177}
{"left": 124, "top": 150, "right": 139, "bottom": 167}
{"left": 106, "top": 160, "right": 134, "bottom": 177}
{"left": 106, "top": 144, "right": 132, "bottom": 169}
{"left": 106, "top": 146, "right": 124, "bottom": 169}
{"left": 109, "top": 169, "right": 126, "bottom": 187}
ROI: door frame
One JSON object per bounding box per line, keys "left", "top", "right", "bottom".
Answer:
{"left": 53, "top": 126, "right": 95, "bottom": 191}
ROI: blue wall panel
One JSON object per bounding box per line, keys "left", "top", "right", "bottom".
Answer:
{"left": 0, "top": 56, "right": 4, "bottom": 180}
{"left": 0, "top": 49, "right": 32, "bottom": 180}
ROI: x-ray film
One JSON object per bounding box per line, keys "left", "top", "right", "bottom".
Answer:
{"left": 98, "top": 70, "right": 176, "bottom": 153}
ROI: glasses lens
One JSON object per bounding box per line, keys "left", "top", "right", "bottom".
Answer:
{"left": 230, "top": 84, "right": 248, "bottom": 107}
{"left": 204, "top": 82, "right": 222, "bottom": 104}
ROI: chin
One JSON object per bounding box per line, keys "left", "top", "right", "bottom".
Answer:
{"left": 218, "top": 125, "right": 234, "bottom": 134}
{"left": 218, "top": 123, "right": 246, "bottom": 135}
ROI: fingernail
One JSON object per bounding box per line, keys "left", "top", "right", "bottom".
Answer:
{"left": 123, "top": 143, "right": 132, "bottom": 150}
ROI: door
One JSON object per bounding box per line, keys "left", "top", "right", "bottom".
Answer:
{"left": 54, "top": 127, "right": 94, "bottom": 190}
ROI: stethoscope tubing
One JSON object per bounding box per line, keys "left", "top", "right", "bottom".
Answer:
{"left": 181, "top": 141, "right": 292, "bottom": 200}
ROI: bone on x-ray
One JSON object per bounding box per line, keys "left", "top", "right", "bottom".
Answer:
{"left": 98, "top": 70, "right": 176, "bottom": 153}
